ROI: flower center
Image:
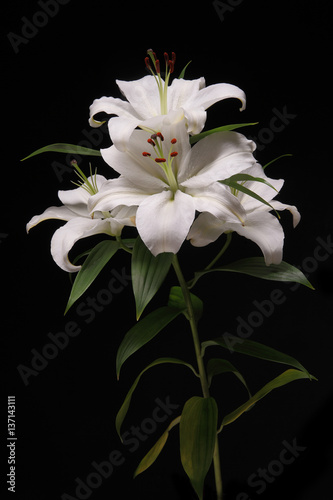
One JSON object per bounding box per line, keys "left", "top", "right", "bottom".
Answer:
{"left": 142, "top": 133, "right": 179, "bottom": 193}
{"left": 145, "top": 49, "right": 176, "bottom": 115}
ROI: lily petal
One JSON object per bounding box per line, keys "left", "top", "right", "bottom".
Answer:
{"left": 136, "top": 190, "right": 196, "bottom": 256}
{"left": 270, "top": 200, "right": 301, "bottom": 227}
{"left": 58, "top": 175, "right": 107, "bottom": 217}
{"left": 180, "top": 131, "right": 256, "bottom": 187}
{"left": 50, "top": 218, "right": 113, "bottom": 273}
{"left": 89, "top": 95, "right": 141, "bottom": 127}
{"left": 89, "top": 177, "right": 150, "bottom": 214}
{"left": 26, "top": 205, "right": 77, "bottom": 232}
{"left": 183, "top": 82, "right": 246, "bottom": 135}
{"left": 116, "top": 76, "right": 161, "bottom": 119}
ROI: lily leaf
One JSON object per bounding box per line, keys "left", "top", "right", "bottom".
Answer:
{"left": 220, "top": 369, "right": 316, "bottom": 429}
{"left": 116, "top": 306, "right": 184, "bottom": 379}
{"left": 134, "top": 416, "right": 181, "bottom": 478}
{"left": 190, "top": 122, "right": 258, "bottom": 145}
{"left": 220, "top": 179, "right": 278, "bottom": 214}
{"left": 263, "top": 154, "right": 293, "bottom": 170}
{"left": 224, "top": 173, "right": 278, "bottom": 192}
{"left": 168, "top": 286, "right": 203, "bottom": 322}
{"left": 178, "top": 60, "right": 192, "bottom": 79}
{"left": 207, "top": 358, "right": 251, "bottom": 397}
{"left": 202, "top": 336, "right": 313, "bottom": 379}
{"left": 180, "top": 396, "right": 218, "bottom": 500}
{"left": 116, "top": 358, "right": 199, "bottom": 440}
{"left": 21, "top": 143, "right": 102, "bottom": 161}
{"left": 131, "top": 237, "right": 174, "bottom": 320}
{"left": 64, "top": 240, "right": 120, "bottom": 314}
{"left": 190, "top": 257, "right": 314, "bottom": 289}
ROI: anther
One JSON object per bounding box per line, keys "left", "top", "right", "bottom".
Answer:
{"left": 156, "top": 132, "right": 164, "bottom": 141}
{"left": 142, "top": 152, "right": 151, "bottom": 157}
{"left": 171, "top": 138, "right": 177, "bottom": 144}
{"left": 145, "top": 57, "right": 151, "bottom": 71}
{"left": 147, "top": 138, "right": 156, "bottom": 146}
{"left": 155, "top": 158, "right": 167, "bottom": 163}
{"left": 155, "top": 59, "right": 160, "bottom": 74}
{"left": 170, "top": 152, "right": 178, "bottom": 157}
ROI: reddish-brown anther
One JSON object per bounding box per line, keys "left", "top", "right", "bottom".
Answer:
{"left": 147, "top": 138, "right": 156, "bottom": 146}
{"left": 156, "top": 132, "right": 164, "bottom": 141}
{"left": 170, "top": 152, "right": 178, "bottom": 157}
{"left": 142, "top": 152, "right": 151, "bottom": 157}
{"left": 171, "top": 138, "right": 177, "bottom": 144}
{"left": 154, "top": 158, "right": 167, "bottom": 163}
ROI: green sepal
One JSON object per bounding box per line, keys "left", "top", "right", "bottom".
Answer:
{"left": 134, "top": 416, "right": 181, "bottom": 478}
{"left": 206, "top": 358, "right": 251, "bottom": 397}
{"left": 21, "top": 143, "right": 102, "bottom": 161}
{"left": 168, "top": 286, "right": 203, "bottom": 322}
{"left": 190, "top": 122, "right": 258, "bottom": 145}
{"left": 64, "top": 240, "right": 120, "bottom": 314}
{"left": 180, "top": 396, "right": 218, "bottom": 500}
{"left": 115, "top": 358, "right": 199, "bottom": 440}
{"left": 131, "top": 236, "right": 173, "bottom": 320}
{"left": 202, "top": 336, "right": 314, "bottom": 379}
{"left": 116, "top": 306, "right": 184, "bottom": 378}
{"left": 190, "top": 257, "right": 314, "bottom": 289}
{"left": 220, "top": 369, "right": 316, "bottom": 429}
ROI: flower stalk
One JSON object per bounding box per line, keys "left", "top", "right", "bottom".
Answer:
{"left": 172, "top": 254, "right": 223, "bottom": 499}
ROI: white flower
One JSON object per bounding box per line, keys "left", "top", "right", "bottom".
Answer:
{"left": 188, "top": 164, "right": 300, "bottom": 265}
{"left": 26, "top": 171, "right": 136, "bottom": 272}
{"left": 88, "top": 111, "right": 256, "bottom": 256}
{"left": 89, "top": 50, "right": 246, "bottom": 151}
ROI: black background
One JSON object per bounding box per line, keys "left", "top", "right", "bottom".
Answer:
{"left": 2, "top": 1, "right": 333, "bottom": 499}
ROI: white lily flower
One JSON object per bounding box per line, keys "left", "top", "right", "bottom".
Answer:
{"left": 88, "top": 111, "right": 256, "bottom": 256}
{"left": 89, "top": 50, "right": 246, "bottom": 151}
{"left": 188, "top": 164, "right": 301, "bottom": 265}
{"left": 27, "top": 171, "right": 136, "bottom": 272}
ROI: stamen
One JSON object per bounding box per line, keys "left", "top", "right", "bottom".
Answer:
{"left": 145, "top": 57, "right": 151, "bottom": 71}
{"left": 156, "top": 132, "right": 164, "bottom": 141}
{"left": 142, "top": 152, "right": 151, "bottom": 156}
{"left": 171, "top": 138, "right": 177, "bottom": 144}
{"left": 155, "top": 59, "right": 160, "bottom": 74}
{"left": 170, "top": 152, "right": 178, "bottom": 157}
{"left": 155, "top": 158, "right": 167, "bottom": 163}
{"left": 147, "top": 138, "right": 156, "bottom": 146}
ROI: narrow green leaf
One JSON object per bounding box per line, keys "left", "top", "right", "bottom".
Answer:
{"left": 263, "top": 154, "right": 293, "bottom": 170}
{"left": 191, "top": 257, "right": 314, "bottom": 289}
{"left": 221, "top": 369, "right": 315, "bottom": 428}
{"left": 167, "top": 286, "right": 203, "bottom": 322}
{"left": 134, "top": 416, "right": 181, "bottom": 478}
{"left": 116, "top": 358, "right": 199, "bottom": 439}
{"left": 190, "top": 122, "right": 258, "bottom": 145}
{"left": 131, "top": 237, "right": 173, "bottom": 320}
{"left": 116, "top": 306, "right": 184, "bottom": 378}
{"left": 21, "top": 143, "right": 102, "bottom": 161}
{"left": 178, "top": 60, "right": 192, "bottom": 79}
{"left": 207, "top": 358, "right": 251, "bottom": 397}
{"left": 225, "top": 173, "right": 278, "bottom": 192}
{"left": 220, "top": 179, "right": 278, "bottom": 214}
{"left": 180, "top": 396, "right": 218, "bottom": 500}
{"left": 202, "top": 336, "right": 313, "bottom": 379}
{"left": 64, "top": 240, "right": 119, "bottom": 314}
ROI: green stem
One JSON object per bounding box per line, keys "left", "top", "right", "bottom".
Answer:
{"left": 205, "top": 233, "right": 232, "bottom": 271}
{"left": 172, "top": 254, "right": 223, "bottom": 499}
